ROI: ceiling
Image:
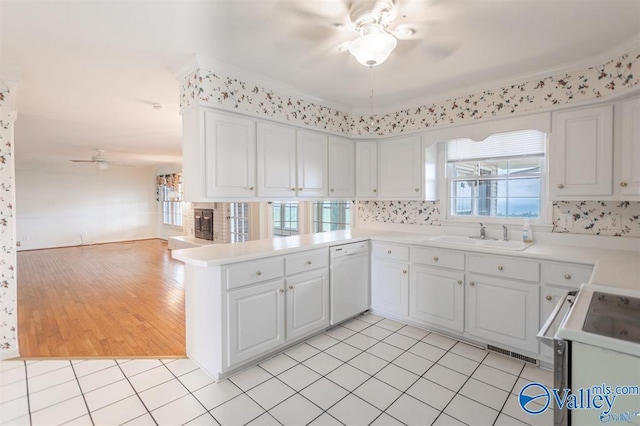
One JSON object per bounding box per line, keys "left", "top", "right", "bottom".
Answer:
{"left": 1, "top": 0, "right": 639, "bottom": 167}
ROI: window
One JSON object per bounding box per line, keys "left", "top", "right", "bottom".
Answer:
{"left": 229, "top": 203, "right": 249, "bottom": 243}
{"left": 161, "top": 186, "right": 183, "bottom": 227}
{"left": 447, "top": 130, "right": 546, "bottom": 219}
{"left": 272, "top": 202, "right": 299, "bottom": 237}
{"left": 313, "top": 201, "right": 351, "bottom": 232}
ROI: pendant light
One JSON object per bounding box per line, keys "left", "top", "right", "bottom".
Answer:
{"left": 348, "top": 23, "right": 397, "bottom": 67}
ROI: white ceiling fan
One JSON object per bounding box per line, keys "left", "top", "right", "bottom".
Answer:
{"left": 69, "top": 149, "right": 128, "bottom": 169}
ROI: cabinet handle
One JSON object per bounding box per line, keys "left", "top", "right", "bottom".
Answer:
{"left": 387, "top": 250, "right": 392, "bottom": 254}
{"left": 373, "top": 189, "right": 377, "bottom": 193}
{"left": 279, "top": 288, "right": 284, "bottom": 293}
{"left": 433, "top": 256, "right": 439, "bottom": 262}
{"left": 256, "top": 271, "right": 262, "bottom": 276}
{"left": 402, "top": 270, "right": 407, "bottom": 274}
{"left": 620, "top": 181, "right": 628, "bottom": 187}
{"left": 305, "top": 261, "right": 312, "bottom": 265}
{"left": 414, "top": 188, "right": 419, "bottom": 192}
{"left": 249, "top": 186, "right": 255, "bottom": 191}
{"left": 290, "top": 187, "right": 296, "bottom": 191}
{"left": 557, "top": 183, "right": 564, "bottom": 189}
{"left": 298, "top": 187, "right": 303, "bottom": 191}
{"left": 288, "top": 285, "right": 294, "bottom": 290}
{"left": 497, "top": 265, "right": 504, "bottom": 271}
{"left": 469, "top": 281, "right": 475, "bottom": 287}
{"left": 457, "top": 280, "right": 463, "bottom": 285}
{"left": 546, "top": 295, "right": 553, "bottom": 301}
{"left": 563, "top": 273, "right": 571, "bottom": 280}
{"left": 330, "top": 188, "right": 335, "bottom": 192}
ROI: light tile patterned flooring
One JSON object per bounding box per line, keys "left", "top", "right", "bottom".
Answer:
{"left": 1, "top": 314, "right": 553, "bottom": 426}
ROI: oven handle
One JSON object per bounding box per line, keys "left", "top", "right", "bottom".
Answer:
{"left": 536, "top": 290, "right": 578, "bottom": 347}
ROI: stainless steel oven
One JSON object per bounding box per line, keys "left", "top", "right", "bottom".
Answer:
{"left": 537, "top": 290, "right": 577, "bottom": 426}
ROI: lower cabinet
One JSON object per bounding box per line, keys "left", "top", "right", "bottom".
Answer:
{"left": 410, "top": 266, "right": 464, "bottom": 332}
{"left": 372, "top": 259, "right": 409, "bottom": 316}
{"left": 466, "top": 274, "right": 540, "bottom": 354}
{"left": 285, "top": 269, "right": 329, "bottom": 341}
{"left": 227, "top": 279, "right": 285, "bottom": 367}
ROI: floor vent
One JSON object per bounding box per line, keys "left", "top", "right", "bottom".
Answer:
{"left": 487, "top": 344, "right": 537, "bottom": 365}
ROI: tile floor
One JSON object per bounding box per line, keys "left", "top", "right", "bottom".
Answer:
{"left": 1, "top": 314, "right": 553, "bottom": 426}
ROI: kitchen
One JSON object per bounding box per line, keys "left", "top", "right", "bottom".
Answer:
{"left": 1, "top": 0, "right": 637, "bottom": 426}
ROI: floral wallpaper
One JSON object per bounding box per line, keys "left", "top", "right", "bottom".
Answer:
{"left": 358, "top": 201, "right": 441, "bottom": 226}
{"left": 552, "top": 201, "right": 640, "bottom": 237}
{"left": 180, "top": 47, "right": 640, "bottom": 137}
{"left": 0, "top": 90, "right": 17, "bottom": 358}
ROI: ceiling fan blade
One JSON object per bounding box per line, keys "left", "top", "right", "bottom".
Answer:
{"left": 274, "top": 0, "right": 351, "bottom": 23}
{"left": 69, "top": 160, "right": 95, "bottom": 163}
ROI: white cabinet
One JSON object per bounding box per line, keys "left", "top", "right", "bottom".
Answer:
{"left": 355, "top": 141, "right": 378, "bottom": 198}
{"left": 328, "top": 136, "right": 355, "bottom": 198}
{"left": 550, "top": 105, "right": 613, "bottom": 198}
{"left": 371, "top": 243, "right": 410, "bottom": 317}
{"left": 411, "top": 266, "right": 464, "bottom": 332}
{"left": 256, "top": 121, "right": 297, "bottom": 198}
{"left": 620, "top": 96, "right": 640, "bottom": 196}
{"left": 378, "top": 135, "right": 423, "bottom": 199}
{"left": 227, "top": 279, "right": 285, "bottom": 367}
{"left": 182, "top": 109, "right": 256, "bottom": 200}
{"left": 285, "top": 269, "right": 329, "bottom": 341}
{"left": 256, "top": 124, "right": 327, "bottom": 198}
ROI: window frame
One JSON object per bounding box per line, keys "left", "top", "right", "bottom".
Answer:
{"left": 312, "top": 201, "right": 351, "bottom": 233}
{"left": 229, "top": 202, "right": 250, "bottom": 243}
{"left": 272, "top": 201, "right": 300, "bottom": 237}
{"left": 160, "top": 186, "right": 183, "bottom": 229}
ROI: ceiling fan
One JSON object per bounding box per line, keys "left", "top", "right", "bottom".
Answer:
{"left": 69, "top": 149, "right": 124, "bottom": 169}
{"left": 278, "top": 0, "right": 447, "bottom": 67}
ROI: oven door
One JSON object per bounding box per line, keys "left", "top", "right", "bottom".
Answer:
{"left": 537, "top": 290, "right": 577, "bottom": 426}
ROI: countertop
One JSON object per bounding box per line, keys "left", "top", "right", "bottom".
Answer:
{"left": 173, "top": 229, "right": 640, "bottom": 290}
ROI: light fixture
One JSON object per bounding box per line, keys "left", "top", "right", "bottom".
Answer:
{"left": 348, "top": 23, "right": 397, "bottom": 67}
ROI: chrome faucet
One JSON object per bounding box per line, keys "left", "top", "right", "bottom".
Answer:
{"left": 479, "top": 222, "right": 486, "bottom": 239}
{"left": 502, "top": 225, "right": 509, "bottom": 241}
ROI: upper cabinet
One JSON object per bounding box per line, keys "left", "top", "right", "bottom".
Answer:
{"left": 327, "top": 136, "right": 355, "bottom": 198}
{"left": 620, "top": 96, "right": 640, "bottom": 197}
{"left": 256, "top": 123, "right": 327, "bottom": 199}
{"left": 182, "top": 109, "right": 256, "bottom": 201}
{"left": 355, "top": 141, "right": 378, "bottom": 198}
{"left": 378, "top": 135, "right": 423, "bottom": 199}
{"left": 550, "top": 105, "right": 613, "bottom": 198}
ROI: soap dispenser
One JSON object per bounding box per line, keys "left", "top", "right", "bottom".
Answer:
{"left": 522, "top": 219, "right": 533, "bottom": 243}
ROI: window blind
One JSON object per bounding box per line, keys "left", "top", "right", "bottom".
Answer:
{"left": 446, "top": 130, "right": 546, "bottom": 162}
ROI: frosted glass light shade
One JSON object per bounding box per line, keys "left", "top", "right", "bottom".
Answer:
{"left": 348, "top": 24, "right": 397, "bottom": 67}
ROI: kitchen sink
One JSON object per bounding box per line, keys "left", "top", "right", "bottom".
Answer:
{"left": 425, "top": 235, "right": 532, "bottom": 251}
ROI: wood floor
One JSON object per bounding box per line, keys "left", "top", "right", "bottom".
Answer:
{"left": 17, "top": 239, "right": 186, "bottom": 358}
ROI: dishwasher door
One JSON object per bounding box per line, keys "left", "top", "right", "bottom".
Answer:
{"left": 330, "top": 241, "right": 370, "bottom": 325}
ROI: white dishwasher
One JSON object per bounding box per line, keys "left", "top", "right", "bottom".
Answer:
{"left": 329, "top": 241, "right": 370, "bottom": 325}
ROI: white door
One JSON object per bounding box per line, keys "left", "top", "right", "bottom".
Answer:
{"left": 227, "top": 279, "right": 285, "bottom": 367}
{"left": 378, "top": 135, "right": 422, "bottom": 199}
{"left": 328, "top": 136, "right": 355, "bottom": 198}
{"left": 620, "top": 96, "right": 640, "bottom": 196}
{"left": 297, "top": 130, "right": 328, "bottom": 198}
{"left": 204, "top": 111, "right": 256, "bottom": 198}
{"left": 372, "top": 260, "right": 409, "bottom": 317}
{"left": 410, "top": 266, "right": 464, "bottom": 332}
{"left": 355, "top": 141, "right": 378, "bottom": 198}
{"left": 256, "top": 121, "right": 297, "bottom": 198}
{"left": 285, "top": 270, "right": 329, "bottom": 341}
{"left": 550, "top": 105, "right": 613, "bottom": 198}
{"left": 466, "top": 274, "right": 539, "bottom": 354}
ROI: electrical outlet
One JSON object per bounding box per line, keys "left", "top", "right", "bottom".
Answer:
{"left": 606, "top": 214, "right": 621, "bottom": 232}
{"left": 559, "top": 214, "right": 573, "bottom": 229}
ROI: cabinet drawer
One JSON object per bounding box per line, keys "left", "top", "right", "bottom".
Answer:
{"left": 372, "top": 243, "right": 409, "bottom": 262}
{"left": 543, "top": 262, "right": 593, "bottom": 288}
{"left": 411, "top": 247, "right": 464, "bottom": 270}
{"left": 467, "top": 255, "right": 540, "bottom": 282}
{"left": 226, "top": 257, "right": 284, "bottom": 289}
{"left": 286, "top": 249, "right": 328, "bottom": 275}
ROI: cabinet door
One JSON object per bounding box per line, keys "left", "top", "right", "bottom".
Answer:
{"left": 204, "top": 111, "right": 256, "bottom": 198}
{"left": 372, "top": 259, "right": 409, "bottom": 317}
{"left": 620, "top": 96, "right": 640, "bottom": 196}
{"left": 227, "top": 279, "right": 285, "bottom": 368}
{"left": 355, "top": 141, "right": 378, "bottom": 198}
{"left": 256, "top": 122, "right": 297, "bottom": 198}
{"left": 550, "top": 105, "right": 613, "bottom": 198}
{"left": 466, "top": 274, "right": 539, "bottom": 354}
{"left": 410, "top": 266, "right": 464, "bottom": 332}
{"left": 297, "top": 130, "right": 328, "bottom": 198}
{"left": 328, "top": 136, "right": 355, "bottom": 198}
{"left": 285, "top": 269, "right": 329, "bottom": 341}
{"left": 378, "top": 135, "right": 423, "bottom": 199}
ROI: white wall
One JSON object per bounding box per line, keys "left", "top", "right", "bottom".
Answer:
{"left": 15, "top": 162, "right": 159, "bottom": 250}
